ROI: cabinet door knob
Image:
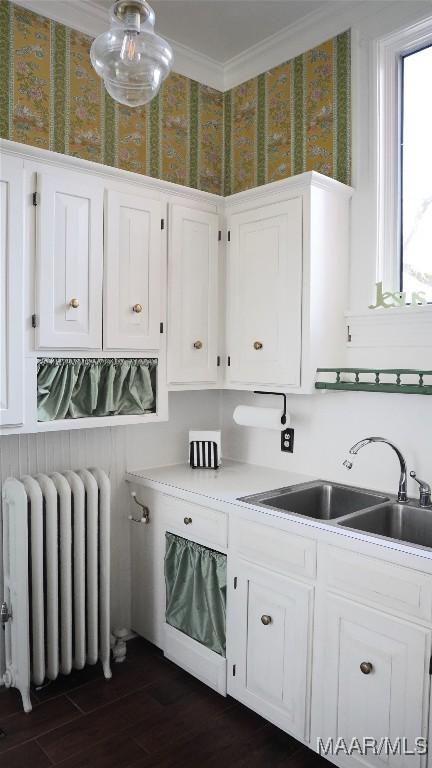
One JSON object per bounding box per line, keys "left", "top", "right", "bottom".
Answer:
{"left": 184, "top": 517, "right": 192, "bottom": 525}
{"left": 132, "top": 303, "right": 143, "bottom": 314}
{"left": 253, "top": 341, "right": 263, "bottom": 350}
{"left": 261, "top": 614, "right": 272, "bottom": 626}
{"left": 360, "top": 661, "right": 373, "bottom": 675}
{"left": 69, "top": 298, "right": 80, "bottom": 309}
{"left": 193, "top": 340, "right": 203, "bottom": 350}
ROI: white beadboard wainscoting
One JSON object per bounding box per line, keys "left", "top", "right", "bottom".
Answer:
{"left": 0, "top": 390, "right": 221, "bottom": 680}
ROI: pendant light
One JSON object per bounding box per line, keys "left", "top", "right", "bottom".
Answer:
{"left": 90, "top": 0, "right": 173, "bottom": 107}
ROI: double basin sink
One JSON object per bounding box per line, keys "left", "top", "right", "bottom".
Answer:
{"left": 240, "top": 481, "right": 432, "bottom": 550}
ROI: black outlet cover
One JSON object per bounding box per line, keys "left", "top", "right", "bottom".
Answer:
{"left": 281, "top": 427, "right": 294, "bottom": 453}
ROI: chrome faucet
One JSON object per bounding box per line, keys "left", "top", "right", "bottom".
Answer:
{"left": 343, "top": 436, "right": 408, "bottom": 503}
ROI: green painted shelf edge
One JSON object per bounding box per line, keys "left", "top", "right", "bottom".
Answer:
{"left": 315, "top": 368, "right": 432, "bottom": 395}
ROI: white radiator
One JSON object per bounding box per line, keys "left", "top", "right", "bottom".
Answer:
{"left": 1, "top": 468, "right": 112, "bottom": 713}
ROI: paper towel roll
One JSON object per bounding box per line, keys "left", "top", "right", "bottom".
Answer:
{"left": 233, "top": 405, "right": 289, "bottom": 430}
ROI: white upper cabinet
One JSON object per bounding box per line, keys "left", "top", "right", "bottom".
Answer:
{"left": 226, "top": 198, "right": 302, "bottom": 387}
{"left": 225, "top": 174, "right": 352, "bottom": 392}
{"left": 35, "top": 168, "right": 104, "bottom": 350}
{"left": 167, "top": 203, "right": 219, "bottom": 385}
{"left": 0, "top": 155, "right": 24, "bottom": 426}
{"left": 104, "top": 190, "right": 164, "bottom": 350}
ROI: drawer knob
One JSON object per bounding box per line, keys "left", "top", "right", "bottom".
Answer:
{"left": 261, "top": 614, "right": 272, "bottom": 626}
{"left": 193, "top": 340, "right": 203, "bottom": 350}
{"left": 253, "top": 341, "right": 263, "bottom": 350}
{"left": 184, "top": 517, "right": 192, "bottom": 525}
{"left": 133, "top": 303, "right": 143, "bottom": 314}
{"left": 69, "top": 298, "right": 80, "bottom": 309}
{"left": 360, "top": 661, "right": 373, "bottom": 675}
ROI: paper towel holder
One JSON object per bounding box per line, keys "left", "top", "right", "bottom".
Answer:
{"left": 253, "top": 391, "right": 287, "bottom": 425}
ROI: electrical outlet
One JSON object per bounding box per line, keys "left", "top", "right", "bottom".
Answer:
{"left": 281, "top": 428, "right": 294, "bottom": 453}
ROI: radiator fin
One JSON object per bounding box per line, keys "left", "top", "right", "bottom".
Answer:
{"left": 2, "top": 468, "right": 112, "bottom": 712}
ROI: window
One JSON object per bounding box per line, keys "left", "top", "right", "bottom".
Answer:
{"left": 376, "top": 17, "right": 432, "bottom": 302}
{"left": 400, "top": 44, "right": 432, "bottom": 302}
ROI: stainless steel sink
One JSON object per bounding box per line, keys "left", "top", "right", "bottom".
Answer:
{"left": 241, "top": 481, "right": 389, "bottom": 521}
{"left": 338, "top": 503, "right": 432, "bottom": 548}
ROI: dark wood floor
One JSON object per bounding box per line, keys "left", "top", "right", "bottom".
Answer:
{"left": 0, "top": 638, "right": 330, "bottom": 767}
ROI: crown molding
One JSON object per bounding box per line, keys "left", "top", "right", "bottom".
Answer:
{"left": 14, "top": 0, "right": 375, "bottom": 93}
{"left": 163, "top": 39, "right": 224, "bottom": 92}
{"left": 223, "top": 1, "right": 376, "bottom": 90}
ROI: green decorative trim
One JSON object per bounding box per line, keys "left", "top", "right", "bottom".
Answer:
{"left": 257, "top": 73, "right": 266, "bottom": 186}
{"left": 292, "top": 54, "right": 305, "bottom": 175}
{"left": 189, "top": 79, "right": 199, "bottom": 188}
{"left": 223, "top": 89, "right": 232, "bottom": 196}
{"left": 335, "top": 30, "right": 350, "bottom": 185}
{"left": 149, "top": 92, "right": 160, "bottom": 178}
{"left": 104, "top": 90, "right": 116, "bottom": 167}
{"left": 316, "top": 368, "right": 432, "bottom": 395}
{"left": 0, "top": 0, "right": 11, "bottom": 139}
{"left": 52, "top": 22, "right": 66, "bottom": 154}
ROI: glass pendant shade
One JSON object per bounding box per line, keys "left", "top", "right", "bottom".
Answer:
{"left": 90, "top": 0, "right": 173, "bottom": 107}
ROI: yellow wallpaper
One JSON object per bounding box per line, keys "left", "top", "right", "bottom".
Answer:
{"left": 224, "top": 32, "right": 351, "bottom": 194}
{"left": 0, "top": 1, "right": 350, "bottom": 196}
{"left": 0, "top": 1, "right": 223, "bottom": 193}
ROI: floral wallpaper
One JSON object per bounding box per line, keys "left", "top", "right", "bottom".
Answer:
{"left": 0, "top": 0, "right": 224, "bottom": 193}
{"left": 224, "top": 31, "right": 351, "bottom": 194}
{"left": 0, "top": 1, "right": 350, "bottom": 196}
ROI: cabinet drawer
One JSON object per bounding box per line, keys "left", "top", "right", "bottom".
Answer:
{"left": 230, "top": 518, "right": 316, "bottom": 580}
{"left": 161, "top": 494, "right": 227, "bottom": 550}
{"left": 320, "top": 544, "right": 432, "bottom": 622}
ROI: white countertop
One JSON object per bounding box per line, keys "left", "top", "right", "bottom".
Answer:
{"left": 126, "top": 459, "right": 314, "bottom": 505}
{"left": 125, "top": 460, "right": 432, "bottom": 566}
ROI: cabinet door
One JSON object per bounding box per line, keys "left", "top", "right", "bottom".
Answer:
{"left": 36, "top": 169, "right": 103, "bottom": 349}
{"left": 0, "top": 156, "right": 24, "bottom": 426}
{"left": 226, "top": 198, "right": 302, "bottom": 387}
{"left": 167, "top": 204, "right": 219, "bottom": 384}
{"left": 314, "top": 594, "right": 430, "bottom": 768}
{"left": 104, "top": 190, "right": 163, "bottom": 350}
{"left": 228, "top": 557, "right": 313, "bottom": 739}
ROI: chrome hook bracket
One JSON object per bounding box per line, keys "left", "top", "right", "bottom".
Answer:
{"left": 129, "top": 492, "right": 150, "bottom": 524}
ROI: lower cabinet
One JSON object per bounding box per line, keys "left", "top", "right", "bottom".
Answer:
{"left": 227, "top": 556, "right": 313, "bottom": 740}
{"left": 129, "top": 485, "right": 228, "bottom": 693}
{"left": 312, "top": 594, "right": 431, "bottom": 768}
{"left": 129, "top": 485, "right": 432, "bottom": 767}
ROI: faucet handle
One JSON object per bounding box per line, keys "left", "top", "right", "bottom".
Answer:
{"left": 410, "top": 471, "right": 432, "bottom": 507}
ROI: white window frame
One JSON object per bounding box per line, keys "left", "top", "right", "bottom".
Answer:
{"left": 376, "top": 16, "right": 432, "bottom": 294}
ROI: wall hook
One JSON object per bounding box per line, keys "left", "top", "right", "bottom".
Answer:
{"left": 129, "top": 491, "right": 150, "bottom": 524}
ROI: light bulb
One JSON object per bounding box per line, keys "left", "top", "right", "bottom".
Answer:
{"left": 120, "top": 32, "right": 138, "bottom": 63}
{"left": 90, "top": 0, "right": 173, "bottom": 108}
{"left": 120, "top": 9, "right": 140, "bottom": 63}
